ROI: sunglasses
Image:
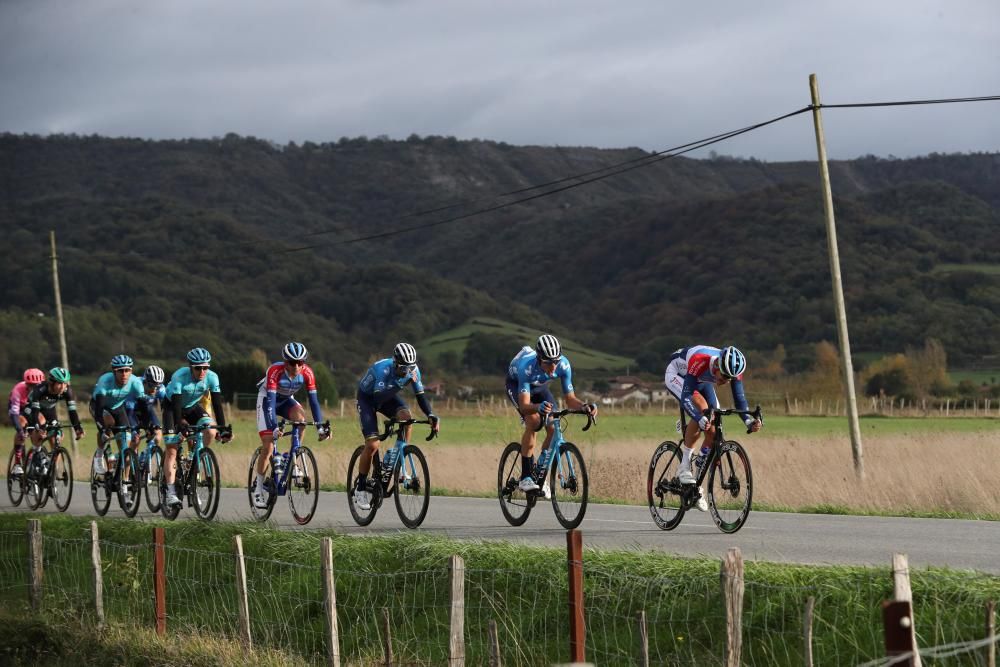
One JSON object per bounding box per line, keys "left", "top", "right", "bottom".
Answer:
{"left": 114, "top": 368, "right": 132, "bottom": 373}
{"left": 191, "top": 365, "right": 210, "bottom": 371}
{"left": 285, "top": 360, "right": 303, "bottom": 367}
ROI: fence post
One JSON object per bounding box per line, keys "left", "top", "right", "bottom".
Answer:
{"left": 233, "top": 535, "right": 252, "bottom": 647}
{"left": 153, "top": 526, "right": 166, "bottom": 637}
{"left": 91, "top": 521, "right": 104, "bottom": 627}
{"left": 892, "top": 553, "right": 921, "bottom": 667}
{"left": 321, "top": 537, "right": 341, "bottom": 667}
{"left": 339, "top": 399, "right": 344, "bottom": 418}
{"left": 986, "top": 600, "right": 996, "bottom": 667}
{"left": 882, "top": 599, "right": 915, "bottom": 666}
{"left": 487, "top": 619, "right": 501, "bottom": 667}
{"left": 449, "top": 554, "right": 466, "bottom": 666}
{"left": 381, "top": 607, "right": 393, "bottom": 667}
{"left": 803, "top": 596, "right": 815, "bottom": 667}
{"left": 636, "top": 610, "right": 649, "bottom": 667}
{"left": 27, "top": 519, "right": 42, "bottom": 611}
{"left": 566, "top": 529, "right": 586, "bottom": 663}
{"left": 721, "top": 547, "right": 744, "bottom": 667}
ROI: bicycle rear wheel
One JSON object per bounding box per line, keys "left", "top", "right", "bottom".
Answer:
{"left": 7, "top": 448, "right": 24, "bottom": 507}
{"left": 91, "top": 448, "right": 112, "bottom": 516}
{"left": 247, "top": 446, "right": 276, "bottom": 521}
{"left": 289, "top": 446, "right": 319, "bottom": 525}
{"left": 393, "top": 445, "right": 429, "bottom": 529}
{"left": 158, "top": 455, "right": 181, "bottom": 521}
{"left": 707, "top": 440, "right": 753, "bottom": 534}
{"left": 498, "top": 442, "right": 532, "bottom": 526}
{"left": 647, "top": 441, "right": 686, "bottom": 531}
{"left": 24, "top": 450, "right": 45, "bottom": 510}
{"left": 117, "top": 448, "right": 141, "bottom": 518}
{"left": 192, "top": 448, "right": 221, "bottom": 520}
{"left": 144, "top": 445, "right": 162, "bottom": 514}
{"left": 50, "top": 447, "right": 73, "bottom": 512}
{"left": 550, "top": 441, "right": 588, "bottom": 529}
{"left": 347, "top": 445, "right": 381, "bottom": 526}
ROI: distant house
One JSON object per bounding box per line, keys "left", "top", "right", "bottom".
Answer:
{"left": 608, "top": 376, "right": 644, "bottom": 391}
{"left": 601, "top": 387, "right": 651, "bottom": 405}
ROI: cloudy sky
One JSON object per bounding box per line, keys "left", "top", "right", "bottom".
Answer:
{"left": 1, "top": 0, "right": 997, "bottom": 161}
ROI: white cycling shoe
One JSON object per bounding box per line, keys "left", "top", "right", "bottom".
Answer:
{"left": 164, "top": 492, "right": 182, "bottom": 507}
{"left": 541, "top": 481, "right": 551, "bottom": 499}
{"left": 11, "top": 463, "right": 23, "bottom": 476}
{"left": 518, "top": 477, "right": 540, "bottom": 493}
{"left": 677, "top": 466, "right": 696, "bottom": 485}
{"left": 251, "top": 483, "right": 269, "bottom": 509}
{"left": 353, "top": 486, "right": 372, "bottom": 511}
{"left": 694, "top": 489, "right": 709, "bottom": 512}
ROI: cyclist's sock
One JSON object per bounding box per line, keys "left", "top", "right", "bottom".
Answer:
{"left": 521, "top": 455, "right": 535, "bottom": 480}
{"left": 356, "top": 474, "right": 367, "bottom": 489}
{"left": 14, "top": 444, "right": 23, "bottom": 461}
{"left": 681, "top": 445, "right": 693, "bottom": 470}
{"left": 167, "top": 483, "right": 176, "bottom": 495}
{"left": 255, "top": 473, "right": 265, "bottom": 491}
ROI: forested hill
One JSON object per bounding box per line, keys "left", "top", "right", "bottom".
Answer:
{"left": 1, "top": 132, "right": 998, "bottom": 377}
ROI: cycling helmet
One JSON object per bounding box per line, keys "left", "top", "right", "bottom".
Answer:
{"left": 143, "top": 365, "right": 165, "bottom": 384}
{"left": 48, "top": 367, "right": 71, "bottom": 383}
{"left": 186, "top": 347, "right": 212, "bottom": 365}
{"left": 535, "top": 334, "right": 561, "bottom": 362}
{"left": 282, "top": 342, "right": 308, "bottom": 362}
{"left": 718, "top": 346, "right": 747, "bottom": 379}
{"left": 110, "top": 354, "right": 133, "bottom": 369}
{"left": 23, "top": 368, "right": 45, "bottom": 384}
{"left": 393, "top": 342, "right": 417, "bottom": 365}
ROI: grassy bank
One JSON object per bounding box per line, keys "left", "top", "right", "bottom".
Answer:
{"left": 0, "top": 514, "right": 997, "bottom": 666}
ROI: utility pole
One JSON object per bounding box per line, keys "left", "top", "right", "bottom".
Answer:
{"left": 50, "top": 231, "right": 70, "bottom": 372}
{"left": 809, "top": 74, "right": 864, "bottom": 479}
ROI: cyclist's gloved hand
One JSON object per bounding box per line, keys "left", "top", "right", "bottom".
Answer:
{"left": 217, "top": 426, "right": 233, "bottom": 444}
{"left": 697, "top": 415, "right": 710, "bottom": 431}
{"left": 271, "top": 427, "right": 283, "bottom": 443}
{"left": 537, "top": 401, "right": 554, "bottom": 415}
{"left": 74, "top": 426, "right": 85, "bottom": 440}
{"left": 316, "top": 424, "right": 331, "bottom": 441}
{"left": 584, "top": 402, "right": 598, "bottom": 416}
{"left": 428, "top": 414, "right": 440, "bottom": 432}
{"left": 746, "top": 418, "right": 762, "bottom": 433}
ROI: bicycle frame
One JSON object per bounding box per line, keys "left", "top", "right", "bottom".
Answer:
{"left": 377, "top": 418, "right": 435, "bottom": 488}
{"left": 678, "top": 406, "right": 762, "bottom": 488}
{"left": 532, "top": 409, "right": 594, "bottom": 486}
{"left": 270, "top": 419, "right": 328, "bottom": 496}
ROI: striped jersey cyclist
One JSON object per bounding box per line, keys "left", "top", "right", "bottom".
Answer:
{"left": 7, "top": 368, "right": 46, "bottom": 476}
{"left": 506, "top": 335, "right": 597, "bottom": 497}
{"left": 250, "top": 342, "right": 331, "bottom": 509}
{"left": 353, "top": 343, "right": 440, "bottom": 511}
{"left": 663, "top": 345, "right": 762, "bottom": 512}
{"left": 21, "top": 367, "right": 85, "bottom": 451}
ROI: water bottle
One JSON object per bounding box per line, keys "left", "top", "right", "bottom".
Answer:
{"left": 139, "top": 449, "right": 148, "bottom": 468}
{"left": 694, "top": 445, "right": 710, "bottom": 472}
{"left": 383, "top": 447, "right": 398, "bottom": 471}
{"left": 534, "top": 447, "right": 554, "bottom": 479}
{"left": 272, "top": 453, "right": 285, "bottom": 477}
{"left": 107, "top": 451, "right": 118, "bottom": 472}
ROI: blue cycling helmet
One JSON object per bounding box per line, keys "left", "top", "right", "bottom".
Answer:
{"left": 718, "top": 346, "right": 747, "bottom": 379}
{"left": 110, "top": 354, "right": 133, "bottom": 369}
{"left": 282, "top": 342, "right": 308, "bottom": 362}
{"left": 186, "top": 347, "right": 212, "bottom": 365}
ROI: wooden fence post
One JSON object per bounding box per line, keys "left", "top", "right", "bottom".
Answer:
{"left": 153, "top": 527, "right": 166, "bottom": 637}
{"left": 721, "top": 547, "right": 744, "bottom": 667}
{"left": 636, "top": 610, "right": 650, "bottom": 667}
{"left": 27, "top": 519, "right": 42, "bottom": 611}
{"left": 986, "top": 600, "right": 996, "bottom": 667}
{"left": 567, "top": 529, "right": 586, "bottom": 663}
{"left": 487, "top": 619, "right": 501, "bottom": 667}
{"left": 381, "top": 607, "right": 393, "bottom": 667}
{"left": 233, "top": 535, "right": 252, "bottom": 647}
{"left": 803, "top": 596, "right": 815, "bottom": 667}
{"left": 882, "top": 599, "right": 915, "bottom": 667}
{"left": 91, "top": 521, "right": 104, "bottom": 627}
{"left": 321, "top": 537, "right": 341, "bottom": 667}
{"left": 892, "top": 553, "right": 921, "bottom": 666}
{"left": 449, "top": 554, "right": 466, "bottom": 666}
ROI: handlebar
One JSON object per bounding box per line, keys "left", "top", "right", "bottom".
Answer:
{"left": 379, "top": 418, "right": 438, "bottom": 442}
{"left": 534, "top": 407, "right": 598, "bottom": 433}
{"left": 277, "top": 419, "right": 330, "bottom": 431}
{"left": 704, "top": 405, "right": 764, "bottom": 434}
{"left": 26, "top": 420, "right": 63, "bottom": 433}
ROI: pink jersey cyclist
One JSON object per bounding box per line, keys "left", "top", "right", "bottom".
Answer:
{"left": 8, "top": 369, "right": 46, "bottom": 469}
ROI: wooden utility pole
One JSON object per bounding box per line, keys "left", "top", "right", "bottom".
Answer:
{"left": 809, "top": 74, "right": 865, "bottom": 479}
{"left": 49, "top": 231, "right": 70, "bottom": 372}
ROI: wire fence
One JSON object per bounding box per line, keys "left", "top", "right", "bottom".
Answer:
{"left": 0, "top": 525, "right": 997, "bottom": 666}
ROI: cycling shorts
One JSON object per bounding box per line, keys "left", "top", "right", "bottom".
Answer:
{"left": 356, "top": 391, "right": 406, "bottom": 439}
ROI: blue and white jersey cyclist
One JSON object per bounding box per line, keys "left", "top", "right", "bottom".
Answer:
{"left": 128, "top": 365, "right": 168, "bottom": 452}
{"left": 663, "top": 345, "right": 762, "bottom": 512}
{"left": 505, "top": 334, "right": 597, "bottom": 496}
{"left": 161, "top": 347, "right": 233, "bottom": 507}
{"left": 352, "top": 342, "right": 440, "bottom": 510}
{"left": 250, "top": 342, "right": 332, "bottom": 509}
{"left": 89, "top": 354, "right": 146, "bottom": 475}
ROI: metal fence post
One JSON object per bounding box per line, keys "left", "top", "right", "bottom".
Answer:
{"left": 27, "top": 519, "right": 42, "bottom": 611}
{"left": 803, "top": 596, "right": 815, "bottom": 667}
{"left": 566, "top": 529, "right": 585, "bottom": 663}
{"left": 233, "top": 534, "right": 251, "bottom": 647}
{"left": 449, "top": 554, "right": 465, "bottom": 666}
{"left": 381, "top": 607, "right": 393, "bottom": 667}
{"left": 153, "top": 527, "right": 166, "bottom": 637}
{"left": 882, "top": 599, "right": 915, "bottom": 667}
{"left": 636, "top": 610, "right": 649, "bottom": 667}
{"left": 721, "top": 547, "right": 744, "bottom": 667}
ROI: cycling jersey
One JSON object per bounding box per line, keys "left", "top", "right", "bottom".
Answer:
{"left": 256, "top": 361, "right": 323, "bottom": 432}
{"left": 358, "top": 359, "right": 426, "bottom": 403}
{"left": 22, "top": 383, "right": 82, "bottom": 430}
{"left": 506, "top": 346, "right": 574, "bottom": 395}
{"left": 167, "top": 367, "right": 222, "bottom": 410}
{"left": 92, "top": 372, "right": 145, "bottom": 412}
{"left": 664, "top": 346, "right": 750, "bottom": 424}
{"left": 130, "top": 385, "right": 167, "bottom": 430}
{"left": 7, "top": 381, "right": 30, "bottom": 429}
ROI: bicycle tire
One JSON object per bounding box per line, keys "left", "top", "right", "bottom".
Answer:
{"left": 144, "top": 445, "right": 163, "bottom": 514}
{"left": 550, "top": 441, "right": 589, "bottom": 529}
{"left": 289, "top": 446, "right": 319, "bottom": 525}
{"left": 192, "top": 447, "right": 221, "bottom": 520}
{"left": 117, "top": 448, "right": 141, "bottom": 517}
{"left": 707, "top": 440, "right": 753, "bottom": 534}
{"left": 50, "top": 446, "right": 73, "bottom": 512}
{"left": 393, "top": 445, "right": 430, "bottom": 529}
{"left": 24, "top": 449, "right": 45, "bottom": 510}
{"left": 347, "top": 445, "right": 381, "bottom": 526}
{"left": 159, "top": 453, "right": 181, "bottom": 521}
{"left": 647, "top": 441, "right": 686, "bottom": 531}
{"left": 498, "top": 442, "right": 532, "bottom": 526}
{"left": 6, "top": 448, "right": 24, "bottom": 507}
{"left": 247, "top": 446, "right": 277, "bottom": 522}
{"left": 90, "top": 448, "right": 112, "bottom": 516}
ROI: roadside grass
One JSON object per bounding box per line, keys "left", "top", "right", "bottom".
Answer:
{"left": 0, "top": 514, "right": 997, "bottom": 666}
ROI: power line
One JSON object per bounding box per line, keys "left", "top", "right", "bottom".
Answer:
{"left": 818, "top": 94, "right": 1000, "bottom": 109}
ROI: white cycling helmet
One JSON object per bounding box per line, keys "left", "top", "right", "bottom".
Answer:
{"left": 393, "top": 342, "right": 417, "bottom": 365}
{"left": 535, "top": 334, "right": 561, "bottom": 362}
{"left": 143, "top": 365, "right": 165, "bottom": 384}
{"left": 282, "top": 342, "right": 308, "bottom": 362}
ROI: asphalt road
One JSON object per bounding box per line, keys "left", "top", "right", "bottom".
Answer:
{"left": 4, "top": 482, "right": 998, "bottom": 574}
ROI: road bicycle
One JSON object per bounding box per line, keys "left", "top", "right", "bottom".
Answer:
{"left": 347, "top": 418, "right": 435, "bottom": 529}
{"left": 135, "top": 427, "right": 164, "bottom": 514}
{"left": 90, "top": 425, "right": 142, "bottom": 517}
{"left": 498, "top": 407, "right": 595, "bottom": 530}
{"left": 21, "top": 421, "right": 74, "bottom": 512}
{"left": 647, "top": 406, "right": 762, "bottom": 534}
{"left": 247, "top": 419, "right": 328, "bottom": 525}
{"left": 7, "top": 437, "right": 28, "bottom": 507}
{"left": 158, "top": 423, "right": 229, "bottom": 521}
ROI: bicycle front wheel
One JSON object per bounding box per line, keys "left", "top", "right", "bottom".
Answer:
{"left": 117, "top": 448, "right": 141, "bottom": 518}
{"left": 144, "top": 446, "right": 163, "bottom": 514}
{"left": 550, "top": 441, "right": 588, "bottom": 529}
{"left": 707, "top": 440, "right": 753, "bottom": 534}
{"left": 247, "top": 446, "right": 276, "bottom": 522}
{"left": 91, "top": 450, "right": 112, "bottom": 516}
{"left": 498, "top": 442, "right": 532, "bottom": 526}
{"left": 24, "top": 450, "right": 44, "bottom": 510}
{"left": 289, "top": 446, "right": 319, "bottom": 525}
{"left": 647, "top": 441, "right": 686, "bottom": 531}
{"left": 346, "top": 445, "right": 381, "bottom": 526}
{"left": 393, "top": 445, "right": 429, "bottom": 529}
{"left": 7, "top": 448, "right": 24, "bottom": 507}
{"left": 50, "top": 447, "right": 73, "bottom": 512}
{"left": 192, "top": 448, "right": 221, "bottom": 520}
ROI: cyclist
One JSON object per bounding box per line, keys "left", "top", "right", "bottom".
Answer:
{"left": 663, "top": 345, "right": 762, "bottom": 512}
{"left": 130, "top": 365, "right": 167, "bottom": 452}
{"left": 250, "top": 342, "right": 331, "bottom": 508}
{"left": 89, "top": 354, "right": 146, "bottom": 475}
{"left": 505, "top": 334, "right": 597, "bottom": 497}
{"left": 353, "top": 342, "right": 440, "bottom": 510}
{"left": 7, "top": 368, "right": 45, "bottom": 475}
{"left": 21, "top": 367, "right": 84, "bottom": 455}
{"left": 162, "top": 347, "right": 232, "bottom": 507}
